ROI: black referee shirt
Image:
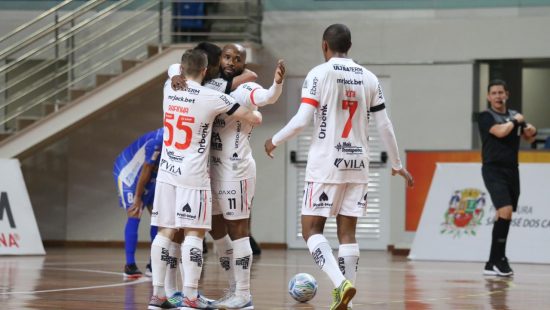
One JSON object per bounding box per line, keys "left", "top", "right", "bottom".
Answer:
{"left": 478, "top": 108, "right": 521, "bottom": 168}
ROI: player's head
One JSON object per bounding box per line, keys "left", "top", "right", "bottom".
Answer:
{"left": 220, "top": 43, "right": 246, "bottom": 80}
{"left": 322, "top": 24, "right": 352, "bottom": 61}
{"left": 487, "top": 79, "right": 509, "bottom": 110}
{"left": 194, "top": 42, "right": 222, "bottom": 81}
{"left": 180, "top": 49, "right": 208, "bottom": 82}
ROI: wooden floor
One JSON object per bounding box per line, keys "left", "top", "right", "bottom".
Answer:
{"left": 1, "top": 247, "right": 549, "bottom": 309}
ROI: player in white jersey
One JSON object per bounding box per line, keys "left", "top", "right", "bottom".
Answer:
{"left": 264, "top": 24, "right": 414, "bottom": 310}
{"left": 148, "top": 49, "right": 261, "bottom": 310}
{"left": 209, "top": 45, "right": 285, "bottom": 310}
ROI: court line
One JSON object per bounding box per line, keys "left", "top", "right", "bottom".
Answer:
{"left": 0, "top": 268, "right": 150, "bottom": 295}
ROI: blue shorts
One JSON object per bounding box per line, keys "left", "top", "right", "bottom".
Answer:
{"left": 114, "top": 174, "right": 156, "bottom": 209}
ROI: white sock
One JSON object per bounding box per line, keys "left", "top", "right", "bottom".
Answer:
{"left": 339, "top": 243, "right": 359, "bottom": 308}
{"left": 181, "top": 236, "right": 203, "bottom": 298}
{"left": 307, "top": 234, "right": 345, "bottom": 288}
{"left": 214, "top": 235, "right": 236, "bottom": 291}
{"left": 232, "top": 237, "right": 253, "bottom": 296}
{"left": 151, "top": 235, "right": 172, "bottom": 297}
{"left": 165, "top": 241, "right": 181, "bottom": 297}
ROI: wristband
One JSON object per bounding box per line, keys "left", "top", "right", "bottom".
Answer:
{"left": 511, "top": 119, "right": 519, "bottom": 127}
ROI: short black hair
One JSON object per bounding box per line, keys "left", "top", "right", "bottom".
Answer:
{"left": 488, "top": 79, "right": 509, "bottom": 92}
{"left": 322, "top": 24, "right": 352, "bottom": 53}
{"left": 193, "top": 42, "right": 222, "bottom": 68}
{"left": 181, "top": 49, "right": 207, "bottom": 78}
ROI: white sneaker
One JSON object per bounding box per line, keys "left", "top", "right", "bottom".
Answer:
{"left": 216, "top": 294, "right": 253, "bottom": 309}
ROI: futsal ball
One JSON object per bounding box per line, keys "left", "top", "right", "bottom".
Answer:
{"left": 288, "top": 273, "right": 318, "bottom": 302}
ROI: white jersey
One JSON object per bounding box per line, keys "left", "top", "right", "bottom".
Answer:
{"left": 301, "top": 57, "right": 385, "bottom": 184}
{"left": 209, "top": 82, "right": 263, "bottom": 181}
{"left": 167, "top": 63, "right": 230, "bottom": 94}
{"left": 157, "top": 80, "right": 239, "bottom": 189}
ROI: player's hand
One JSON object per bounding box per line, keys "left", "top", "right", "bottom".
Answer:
{"left": 171, "top": 75, "right": 187, "bottom": 91}
{"left": 274, "top": 59, "right": 286, "bottom": 84}
{"left": 392, "top": 168, "right": 414, "bottom": 187}
{"left": 264, "top": 138, "right": 276, "bottom": 159}
{"left": 523, "top": 123, "right": 536, "bottom": 137}
{"left": 127, "top": 200, "right": 143, "bottom": 218}
{"left": 513, "top": 113, "right": 525, "bottom": 124}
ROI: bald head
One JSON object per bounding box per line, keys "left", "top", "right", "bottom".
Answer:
{"left": 220, "top": 43, "right": 247, "bottom": 79}
{"left": 322, "top": 24, "right": 352, "bottom": 53}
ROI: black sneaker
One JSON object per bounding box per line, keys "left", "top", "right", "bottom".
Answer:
{"left": 493, "top": 257, "right": 514, "bottom": 277}
{"left": 483, "top": 261, "right": 498, "bottom": 276}
{"left": 124, "top": 263, "right": 143, "bottom": 278}
{"left": 250, "top": 235, "right": 261, "bottom": 255}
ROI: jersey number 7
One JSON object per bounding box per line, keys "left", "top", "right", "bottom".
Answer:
{"left": 164, "top": 112, "right": 194, "bottom": 150}
{"left": 341, "top": 100, "right": 358, "bottom": 138}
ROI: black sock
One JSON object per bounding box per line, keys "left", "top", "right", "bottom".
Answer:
{"left": 489, "top": 217, "right": 511, "bottom": 262}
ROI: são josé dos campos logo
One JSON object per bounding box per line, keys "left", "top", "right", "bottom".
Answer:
{"left": 441, "top": 188, "right": 486, "bottom": 238}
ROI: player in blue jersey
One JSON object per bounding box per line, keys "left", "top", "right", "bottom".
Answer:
{"left": 113, "top": 128, "right": 163, "bottom": 278}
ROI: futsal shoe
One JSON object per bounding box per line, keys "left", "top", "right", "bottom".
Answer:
{"left": 123, "top": 263, "right": 143, "bottom": 278}
{"left": 167, "top": 291, "right": 184, "bottom": 307}
{"left": 181, "top": 294, "right": 216, "bottom": 309}
{"left": 147, "top": 295, "right": 178, "bottom": 309}
{"left": 484, "top": 258, "right": 513, "bottom": 277}
{"left": 216, "top": 293, "right": 254, "bottom": 309}
{"left": 330, "top": 279, "right": 356, "bottom": 310}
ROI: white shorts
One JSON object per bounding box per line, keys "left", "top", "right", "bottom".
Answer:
{"left": 211, "top": 178, "right": 255, "bottom": 220}
{"left": 151, "top": 181, "right": 212, "bottom": 230}
{"left": 301, "top": 182, "right": 368, "bottom": 218}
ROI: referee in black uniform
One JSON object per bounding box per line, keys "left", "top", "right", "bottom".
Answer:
{"left": 478, "top": 79, "right": 537, "bottom": 277}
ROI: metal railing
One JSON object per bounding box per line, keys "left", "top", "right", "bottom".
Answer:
{"left": 0, "top": 0, "right": 262, "bottom": 133}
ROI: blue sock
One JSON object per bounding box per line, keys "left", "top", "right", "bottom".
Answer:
{"left": 150, "top": 225, "right": 158, "bottom": 242}
{"left": 125, "top": 217, "right": 140, "bottom": 265}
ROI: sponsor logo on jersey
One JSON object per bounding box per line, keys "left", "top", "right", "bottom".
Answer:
{"left": 318, "top": 104, "right": 328, "bottom": 139}
{"left": 377, "top": 84, "right": 384, "bottom": 100}
{"left": 313, "top": 191, "right": 332, "bottom": 209}
{"left": 160, "top": 159, "right": 182, "bottom": 175}
{"left": 357, "top": 192, "right": 368, "bottom": 207}
{"left": 168, "top": 96, "right": 195, "bottom": 104}
{"left": 333, "top": 158, "right": 366, "bottom": 170}
{"left": 333, "top": 64, "right": 363, "bottom": 74}
{"left": 219, "top": 94, "right": 233, "bottom": 106}
{"left": 177, "top": 203, "right": 197, "bottom": 219}
{"left": 213, "top": 117, "right": 226, "bottom": 128}
{"left": 310, "top": 77, "right": 318, "bottom": 96}
{"left": 335, "top": 142, "right": 363, "bottom": 155}
{"left": 243, "top": 84, "right": 254, "bottom": 92}
{"left": 211, "top": 132, "right": 223, "bottom": 151}
{"left": 230, "top": 152, "right": 241, "bottom": 162}
{"left": 186, "top": 87, "right": 200, "bottom": 95}
{"left": 234, "top": 121, "right": 241, "bottom": 149}
{"left": 336, "top": 78, "right": 363, "bottom": 85}
{"left": 197, "top": 123, "right": 210, "bottom": 154}
{"left": 217, "top": 189, "right": 237, "bottom": 195}
{"left": 166, "top": 150, "right": 184, "bottom": 162}
{"left": 207, "top": 79, "right": 223, "bottom": 88}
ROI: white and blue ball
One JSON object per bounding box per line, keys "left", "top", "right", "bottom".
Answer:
{"left": 288, "top": 273, "right": 318, "bottom": 302}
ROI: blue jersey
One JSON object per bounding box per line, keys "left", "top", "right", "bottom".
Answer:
{"left": 113, "top": 128, "right": 163, "bottom": 208}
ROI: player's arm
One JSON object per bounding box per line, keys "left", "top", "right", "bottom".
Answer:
{"left": 264, "top": 103, "right": 315, "bottom": 158}
{"left": 371, "top": 98, "right": 414, "bottom": 187}
{"left": 128, "top": 162, "right": 155, "bottom": 217}
{"left": 250, "top": 60, "right": 286, "bottom": 107}
{"left": 229, "top": 104, "right": 262, "bottom": 125}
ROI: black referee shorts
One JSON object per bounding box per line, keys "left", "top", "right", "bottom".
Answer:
{"left": 481, "top": 165, "right": 520, "bottom": 211}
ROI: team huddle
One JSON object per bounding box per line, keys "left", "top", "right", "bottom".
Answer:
{"left": 115, "top": 23, "right": 413, "bottom": 310}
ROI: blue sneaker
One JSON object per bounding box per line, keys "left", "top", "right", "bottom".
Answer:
{"left": 167, "top": 291, "right": 184, "bottom": 307}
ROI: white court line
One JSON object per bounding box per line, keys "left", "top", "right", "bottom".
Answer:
{"left": 0, "top": 268, "right": 150, "bottom": 295}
